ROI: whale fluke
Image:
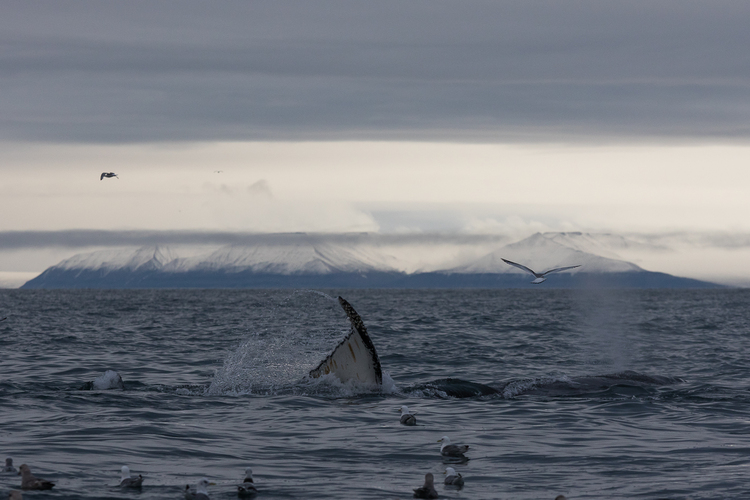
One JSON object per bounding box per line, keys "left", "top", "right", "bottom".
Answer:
{"left": 308, "top": 296, "right": 383, "bottom": 387}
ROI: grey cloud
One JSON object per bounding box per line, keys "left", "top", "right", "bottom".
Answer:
{"left": 0, "top": 230, "right": 509, "bottom": 250}
{"left": 4, "top": 230, "right": 750, "bottom": 252}
{"left": 634, "top": 232, "right": 750, "bottom": 250}
{"left": 2, "top": 1, "right": 750, "bottom": 142}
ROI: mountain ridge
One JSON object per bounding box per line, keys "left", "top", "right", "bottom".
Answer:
{"left": 21, "top": 232, "right": 723, "bottom": 289}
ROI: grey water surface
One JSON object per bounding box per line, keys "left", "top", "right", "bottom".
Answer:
{"left": 1, "top": 289, "right": 750, "bottom": 499}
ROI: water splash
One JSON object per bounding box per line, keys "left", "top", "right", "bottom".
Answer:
{"left": 208, "top": 328, "right": 334, "bottom": 395}
{"left": 381, "top": 370, "right": 399, "bottom": 394}
{"left": 207, "top": 292, "right": 393, "bottom": 397}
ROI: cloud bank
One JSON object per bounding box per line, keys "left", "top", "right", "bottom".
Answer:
{"left": 4, "top": 230, "right": 750, "bottom": 286}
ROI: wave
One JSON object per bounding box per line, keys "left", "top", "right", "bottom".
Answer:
{"left": 0, "top": 370, "right": 689, "bottom": 405}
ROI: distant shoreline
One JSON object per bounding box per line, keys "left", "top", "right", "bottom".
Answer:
{"left": 20, "top": 270, "right": 723, "bottom": 290}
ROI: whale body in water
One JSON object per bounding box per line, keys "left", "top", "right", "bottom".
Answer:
{"left": 308, "top": 296, "right": 383, "bottom": 387}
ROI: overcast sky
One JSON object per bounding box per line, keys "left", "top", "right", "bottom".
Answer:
{"left": 3, "top": 1, "right": 750, "bottom": 142}
{"left": 2, "top": 1, "right": 750, "bottom": 284}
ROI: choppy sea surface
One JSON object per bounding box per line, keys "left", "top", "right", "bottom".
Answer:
{"left": 1, "top": 289, "right": 750, "bottom": 500}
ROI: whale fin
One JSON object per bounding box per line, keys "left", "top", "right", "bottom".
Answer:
{"left": 308, "top": 296, "right": 383, "bottom": 386}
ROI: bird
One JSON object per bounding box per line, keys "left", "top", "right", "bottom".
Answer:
{"left": 3, "top": 457, "right": 17, "bottom": 473}
{"left": 100, "top": 172, "right": 119, "bottom": 180}
{"left": 438, "top": 436, "right": 469, "bottom": 457}
{"left": 185, "top": 478, "right": 215, "bottom": 500}
{"left": 214, "top": 170, "right": 223, "bottom": 173}
{"left": 443, "top": 467, "right": 464, "bottom": 486}
{"left": 399, "top": 405, "right": 417, "bottom": 426}
{"left": 413, "top": 472, "right": 438, "bottom": 499}
{"left": 555, "top": 496, "right": 567, "bottom": 500}
{"left": 501, "top": 258, "right": 581, "bottom": 284}
{"left": 7, "top": 491, "right": 22, "bottom": 500}
{"left": 237, "top": 467, "right": 257, "bottom": 497}
{"left": 18, "top": 464, "right": 54, "bottom": 490}
{"left": 119, "top": 466, "right": 144, "bottom": 488}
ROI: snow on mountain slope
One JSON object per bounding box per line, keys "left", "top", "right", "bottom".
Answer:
{"left": 49, "top": 239, "right": 400, "bottom": 276}
{"left": 453, "top": 232, "right": 642, "bottom": 274}
{"left": 167, "top": 241, "right": 396, "bottom": 274}
{"left": 541, "top": 232, "right": 668, "bottom": 260}
{"left": 54, "top": 246, "right": 177, "bottom": 272}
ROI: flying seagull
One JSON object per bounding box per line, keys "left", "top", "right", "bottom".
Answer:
{"left": 100, "top": 172, "right": 119, "bottom": 180}
{"left": 501, "top": 258, "right": 581, "bottom": 284}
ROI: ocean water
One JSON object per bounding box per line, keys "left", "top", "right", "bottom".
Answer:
{"left": 1, "top": 288, "right": 750, "bottom": 500}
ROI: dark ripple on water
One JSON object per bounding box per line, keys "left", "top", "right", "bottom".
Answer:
{"left": 2, "top": 289, "right": 750, "bottom": 499}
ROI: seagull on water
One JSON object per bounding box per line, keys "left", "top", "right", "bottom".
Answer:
{"left": 18, "top": 464, "right": 54, "bottom": 490}
{"left": 185, "top": 478, "right": 215, "bottom": 500}
{"left": 100, "top": 172, "right": 119, "bottom": 180}
{"left": 502, "top": 258, "right": 581, "bottom": 284}
{"left": 438, "top": 436, "right": 469, "bottom": 457}
{"left": 413, "top": 472, "right": 438, "bottom": 499}
{"left": 443, "top": 467, "right": 464, "bottom": 486}
{"left": 119, "top": 466, "right": 143, "bottom": 488}
{"left": 237, "top": 467, "right": 257, "bottom": 497}
{"left": 3, "top": 458, "right": 17, "bottom": 473}
{"left": 399, "top": 405, "right": 417, "bottom": 426}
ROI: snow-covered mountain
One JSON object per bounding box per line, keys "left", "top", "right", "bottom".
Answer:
{"left": 22, "top": 237, "right": 405, "bottom": 288}
{"left": 21, "top": 232, "right": 721, "bottom": 289}
{"left": 452, "top": 232, "right": 642, "bottom": 274}
{"left": 54, "top": 246, "right": 177, "bottom": 273}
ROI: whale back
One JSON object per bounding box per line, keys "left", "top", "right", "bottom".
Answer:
{"left": 308, "top": 296, "right": 382, "bottom": 386}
